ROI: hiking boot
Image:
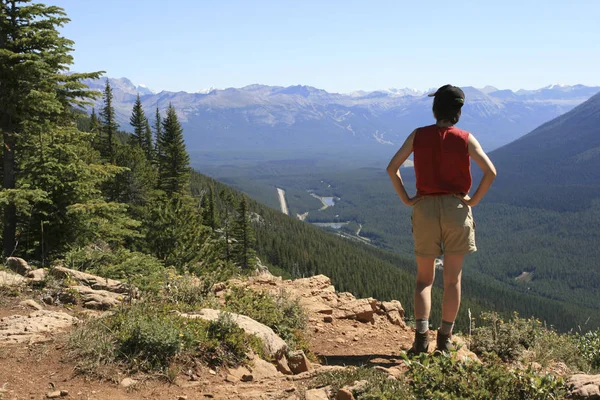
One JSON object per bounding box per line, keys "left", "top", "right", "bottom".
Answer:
{"left": 436, "top": 331, "right": 455, "bottom": 353}
{"left": 408, "top": 330, "right": 430, "bottom": 355}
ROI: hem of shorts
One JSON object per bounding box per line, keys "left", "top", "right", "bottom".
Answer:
{"left": 443, "top": 248, "right": 477, "bottom": 256}
{"left": 414, "top": 251, "right": 444, "bottom": 257}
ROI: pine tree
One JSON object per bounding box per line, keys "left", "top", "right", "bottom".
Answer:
{"left": 89, "top": 108, "right": 100, "bottom": 134}
{"left": 157, "top": 104, "right": 190, "bottom": 195}
{"left": 153, "top": 106, "right": 163, "bottom": 163}
{"left": 0, "top": 0, "right": 101, "bottom": 256}
{"left": 231, "top": 196, "right": 257, "bottom": 271}
{"left": 143, "top": 118, "right": 154, "bottom": 161}
{"left": 201, "top": 184, "right": 219, "bottom": 230}
{"left": 219, "top": 189, "right": 235, "bottom": 262}
{"left": 129, "top": 94, "right": 146, "bottom": 147}
{"left": 99, "top": 78, "right": 119, "bottom": 162}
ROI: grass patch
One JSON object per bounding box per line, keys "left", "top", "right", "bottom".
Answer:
{"left": 403, "top": 352, "right": 567, "bottom": 400}
{"left": 313, "top": 367, "right": 414, "bottom": 399}
{"left": 68, "top": 301, "right": 262, "bottom": 378}
{"left": 471, "top": 312, "right": 593, "bottom": 373}
{"left": 225, "top": 286, "right": 308, "bottom": 353}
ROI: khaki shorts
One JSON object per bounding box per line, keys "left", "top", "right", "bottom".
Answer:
{"left": 411, "top": 195, "right": 477, "bottom": 257}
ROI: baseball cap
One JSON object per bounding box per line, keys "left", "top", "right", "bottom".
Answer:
{"left": 428, "top": 84, "right": 465, "bottom": 108}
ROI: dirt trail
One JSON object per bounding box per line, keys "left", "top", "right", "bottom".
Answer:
{"left": 0, "top": 273, "right": 476, "bottom": 399}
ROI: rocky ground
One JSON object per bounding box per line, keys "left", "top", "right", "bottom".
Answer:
{"left": 0, "top": 258, "right": 598, "bottom": 399}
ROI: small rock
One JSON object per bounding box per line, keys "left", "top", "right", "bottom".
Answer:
{"left": 225, "top": 374, "right": 239, "bottom": 383}
{"left": 6, "top": 257, "right": 32, "bottom": 276}
{"left": 345, "top": 380, "right": 368, "bottom": 395}
{"left": 241, "top": 374, "right": 253, "bottom": 382}
{"left": 178, "top": 396, "right": 188, "bottom": 400}
{"left": 60, "top": 390, "right": 68, "bottom": 397}
{"left": 336, "top": 388, "right": 354, "bottom": 400}
{"left": 203, "top": 394, "right": 214, "bottom": 398}
{"left": 353, "top": 336, "right": 359, "bottom": 342}
{"left": 288, "top": 350, "right": 312, "bottom": 374}
{"left": 46, "top": 392, "right": 61, "bottom": 399}
{"left": 276, "top": 356, "right": 293, "bottom": 375}
{"left": 323, "top": 316, "right": 333, "bottom": 323}
{"left": 209, "top": 369, "right": 216, "bottom": 375}
{"left": 19, "top": 299, "right": 43, "bottom": 310}
{"left": 120, "top": 377, "right": 138, "bottom": 388}
{"left": 305, "top": 388, "right": 329, "bottom": 400}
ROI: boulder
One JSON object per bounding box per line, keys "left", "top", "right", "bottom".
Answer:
{"left": 288, "top": 350, "right": 312, "bottom": 374}
{"left": 71, "top": 285, "right": 123, "bottom": 310}
{"left": 27, "top": 268, "right": 47, "bottom": 283}
{"left": 5, "top": 257, "right": 31, "bottom": 276}
{"left": 568, "top": 374, "right": 600, "bottom": 399}
{"left": 0, "top": 310, "right": 78, "bottom": 344}
{"left": 305, "top": 388, "right": 329, "bottom": 400}
{"left": 250, "top": 355, "right": 280, "bottom": 380}
{"left": 0, "top": 270, "right": 25, "bottom": 287}
{"left": 178, "top": 309, "right": 288, "bottom": 360}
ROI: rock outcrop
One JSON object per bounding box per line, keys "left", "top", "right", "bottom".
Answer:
{"left": 224, "top": 273, "right": 405, "bottom": 327}
{"left": 0, "top": 310, "right": 78, "bottom": 344}
{"left": 46, "top": 266, "right": 137, "bottom": 310}
{"left": 569, "top": 374, "right": 600, "bottom": 399}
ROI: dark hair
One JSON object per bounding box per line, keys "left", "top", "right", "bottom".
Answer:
{"left": 433, "top": 98, "right": 462, "bottom": 125}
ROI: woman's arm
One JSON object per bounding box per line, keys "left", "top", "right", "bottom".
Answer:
{"left": 386, "top": 129, "right": 421, "bottom": 206}
{"left": 463, "top": 134, "right": 497, "bottom": 207}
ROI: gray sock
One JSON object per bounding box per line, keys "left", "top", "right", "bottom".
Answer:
{"left": 416, "top": 319, "right": 429, "bottom": 334}
{"left": 440, "top": 320, "right": 454, "bottom": 336}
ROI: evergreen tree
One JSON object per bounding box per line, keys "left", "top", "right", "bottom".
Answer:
{"left": 129, "top": 94, "right": 146, "bottom": 147}
{"left": 89, "top": 108, "right": 101, "bottom": 134}
{"left": 153, "top": 106, "right": 163, "bottom": 163}
{"left": 219, "top": 189, "right": 235, "bottom": 263}
{"left": 0, "top": 0, "right": 101, "bottom": 257}
{"left": 99, "top": 78, "right": 119, "bottom": 162}
{"left": 143, "top": 118, "right": 154, "bottom": 161}
{"left": 231, "top": 196, "right": 257, "bottom": 270}
{"left": 201, "top": 184, "right": 219, "bottom": 230}
{"left": 157, "top": 104, "right": 190, "bottom": 195}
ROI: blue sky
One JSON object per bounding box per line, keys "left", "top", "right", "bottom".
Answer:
{"left": 54, "top": 0, "right": 600, "bottom": 93}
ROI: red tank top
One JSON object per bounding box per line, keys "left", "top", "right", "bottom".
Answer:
{"left": 413, "top": 125, "right": 471, "bottom": 196}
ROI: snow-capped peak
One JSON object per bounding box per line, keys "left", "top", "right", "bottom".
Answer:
{"left": 196, "top": 87, "right": 217, "bottom": 94}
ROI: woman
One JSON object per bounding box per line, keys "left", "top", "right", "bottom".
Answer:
{"left": 386, "top": 84, "right": 497, "bottom": 353}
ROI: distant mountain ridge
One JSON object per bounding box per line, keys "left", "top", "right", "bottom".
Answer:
{"left": 84, "top": 77, "right": 600, "bottom": 154}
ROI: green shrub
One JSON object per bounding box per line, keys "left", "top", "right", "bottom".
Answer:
{"left": 527, "top": 329, "right": 590, "bottom": 373}
{"left": 225, "top": 286, "right": 308, "bottom": 353}
{"left": 63, "top": 244, "right": 165, "bottom": 293}
{"left": 576, "top": 330, "right": 600, "bottom": 371}
{"left": 68, "top": 301, "right": 261, "bottom": 375}
{"left": 403, "top": 352, "right": 567, "bottom": 400}
{"left": 471, "top": 312, "right": 543, "bottom": 361}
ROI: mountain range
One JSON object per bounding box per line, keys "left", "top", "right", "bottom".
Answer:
{"left": 84, "top": 78, "right": 600, "bottom": 155}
